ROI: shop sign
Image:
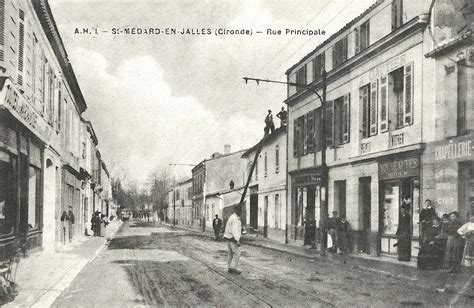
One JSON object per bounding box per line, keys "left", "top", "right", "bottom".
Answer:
{"left": 434, "top": 139, "right": 473, "bottom": 161}
{"left": 293, "top": 170, "right": 323, "bottom": 185}
{"left": 379, "top": 157, "right": 419, "bottom": 180}
{"left": 1, "top": 82, "right": 52, "bottom": 142}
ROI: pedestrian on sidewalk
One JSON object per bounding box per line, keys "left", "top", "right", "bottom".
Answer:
{"left": 100, "top": 214, "right": 108, "bottom": 237}
{"left": 224, "top": 205, "right": 242, "bottom": 274}
{"left": 444, "top": 211, "right": 464, "bottom": 273}
{"left": 458, "top": 213, "right": 474, "bottom": 267}
{"left": 68, "top": 206, "right": 75, "bottom": 243}
{"left": 213, "top": 215, "right": 222, "bottom": 241}
{"left": 336, "top": 216, "right": 350, "bottom": 254}
{"left": 60, "top": 211, "right": 69, "bottom": 245}
{"left": 328, "top": 211, "right": 340, "bottom": 253}
{"left": 396, "top": 207, "right": 412, "bottom": 261}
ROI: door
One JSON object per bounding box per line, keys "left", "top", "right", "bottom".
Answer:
{"left": 250, "top": 194, "right": 258, "bottom": 230}
{"left": 305, "top": 186, "right": 316, "bottom": 245}
{"left": 264, "top": 196, "right": 268, "bottom": 238}
{"left": 359, "top": 177, "right": 371, "bottom": 254}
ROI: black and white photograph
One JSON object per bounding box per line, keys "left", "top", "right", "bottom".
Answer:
{"left": 0, "top": 0, "right": 473, "bottom": 306}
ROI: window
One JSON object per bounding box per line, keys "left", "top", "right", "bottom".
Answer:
{"left": 295, "top": 65, "right": 307, "bottom": 92}
{"left": 391, "top": 0, "right": 403, "bottom": 31}
{"left": 332, "top": 94, "right": 351, "bottom": 145}
{"left": 387, "top": 63, "right": 413, "bottom": 129}
{"left": 457, "top": 60, "right": 468, "bottom": 135}
{"left": 275, "top": 145, "right": 280, "bottom": 173}
{"left": 360, "top": 81, "right": 378, "bottom": 138}
{"left": 255, "top": 159, "right": 258, "bottom": 181}
{"left": 380, "top": 76, "right": 389, "bottom": 132}
{"left": 355, "top": 20, "right": 370, "bottom": 54}
{"left": 264, "top": 152, "right": 268, "bottom": 177}
{"left": 28, "top": 166, "right": 40, "bottom": 229}
{"left": 332, "top": 36, "right": 348, "bottom": 68}
{"left": 294, "top": 108, "right": 323, "bottom": 157}
{"left": 0, "top": 151, "right": 15, "bottom": 236}
{"left": 325, "top": 101, "right": 334, "bottom": 147}
{"left": 313, "top": 53, "right": 325, "bottom": 80}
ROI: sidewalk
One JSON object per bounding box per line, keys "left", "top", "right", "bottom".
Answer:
{"left": 4, "top": 220, "right": 123, "bottom": 308}
{"left": 167, "top": 222, "right": 474, "bottom": 305}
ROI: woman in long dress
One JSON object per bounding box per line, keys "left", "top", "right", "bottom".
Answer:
{"left": 457, "top": 214, "right": 474, "bottom": 267}
{"left": 396, "top": 207, "right": 412, "bottom": 261}
{"left": 100, "top": 214, "right": 107, "bottom": 237}
{"left": 444, "top": 211, "right": 464, "bottom": 273}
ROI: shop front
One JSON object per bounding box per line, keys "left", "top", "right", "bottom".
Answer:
{"left": 289, "top": 168, "right": 323, "bottom": 244}
{"left": 0, "top": 79, "right": 52, "bottom": 259}
{"left": 61, "top": 165, "right": 83, "bottom": 243}
{"left": 378, "top": 154, "right": 420, "bottom": 256}
{"left": 423, "top": 135, "right": 474, "bottom": 223}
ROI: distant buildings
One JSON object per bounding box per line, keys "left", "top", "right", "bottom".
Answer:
{"left": 0, "top": 0, "right": 111, "bottom": 258}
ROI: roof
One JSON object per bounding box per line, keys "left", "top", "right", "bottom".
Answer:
{"left": 192, "top": 148, "right": 248, "bottom": 172}
{"left": 82, "top": 119, "right": 98, "bottom": 145}
{"left": 32, "top": 0, "right": 87, "bottom": 114}
{"left": 177, "top": 178, "right": 193, "bottom": 186}
{"left": 242, "top": 127, "right": 286, "bottom": 158}
{"left": 285, "top": 0, "right": 382, "bottom": 74}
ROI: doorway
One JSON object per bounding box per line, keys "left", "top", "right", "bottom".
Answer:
{"left": 359, "top": 177, "right": 371, "bottom": 254}
{"left": 264, "top": 196, "right": 268, "bottom": 238}
{"left": 250, "top": 194, "right": 258, "bottom": 230}
{"left": 334, "top": 181, "right": 346, "bottom": 219}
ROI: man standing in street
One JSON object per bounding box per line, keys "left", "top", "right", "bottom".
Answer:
{"left": 328, "top": 211, "right": 340, "bottom": 253}
{"left": 223, "top": 205, "right": 242, "bottom": 274}
{"left": 213, "top": 214, "right": 223, "bottom": 241}
{"left": 68, "top": 206, "right": 75, "bottom": 242}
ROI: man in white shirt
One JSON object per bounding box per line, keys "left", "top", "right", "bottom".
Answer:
{"left": 223, "top": 205, "right": 242, "bottom": 274}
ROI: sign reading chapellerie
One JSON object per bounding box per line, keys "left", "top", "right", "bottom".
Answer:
{"left": 378, "top": 157, "right": 419, "bottom": 180}
{"left": 2, "top": 82, "right": 52, "bottom": 142}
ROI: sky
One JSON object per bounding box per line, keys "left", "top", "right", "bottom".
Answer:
{"left": 49, "top": 0, "right": 376, "bottom": 187}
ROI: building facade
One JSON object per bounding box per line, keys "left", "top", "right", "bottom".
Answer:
{"left": 243, "top": 128, "right": 287, "bottom": 243}
{"left": 0, "top": 0, "right": 109, "bottom": 258}
{"left": 286, "top": 0, "right": 434, "bottom": 257}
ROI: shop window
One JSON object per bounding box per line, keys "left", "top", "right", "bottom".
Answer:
{"left": 28, "top": 166, "right": 40, "bottom": 230}
{"left": 0, "top": 151, "right": 15, "bottom": 236}
{"left": 355, "top": 20, "right": 370, "bottom": 54}
{"left": 391, "top": 0, "right": 403, "bottom": 31}
{"left": 381, "top": 182, "right": 400, "bottom": 235}
{"left": 296, "top": 65, "right": 307, "bottom": 92}
{"left": 313, "top": 53, "right": 325, "bottom": 80}
{"left": 332, "top": 36, "right": 348, "bottom": 68}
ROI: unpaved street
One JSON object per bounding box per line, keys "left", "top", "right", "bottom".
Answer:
{"left": 53, "top": 221, "right": 469, "bottom": 307}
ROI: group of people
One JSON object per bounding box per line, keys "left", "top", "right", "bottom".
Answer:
{"left": 264, "top": 107, "right": 287, "bottom": 136}
{"left": 59, "top": 206, "right": 75, "bottom": 245}
{"left": 91, "top": 211, "right": 108, "bottom": 237}
{"left": 326, "top": 211, "right": 350, "bottom": 254}
{"left": 417, "top": 200, "right": 474, "bottom": 272}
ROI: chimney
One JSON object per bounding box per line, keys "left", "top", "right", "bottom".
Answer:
{"left": 224, "top": 144, "right": 231, "bottom": 155}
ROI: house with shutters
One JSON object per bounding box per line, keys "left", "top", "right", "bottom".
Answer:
{"left": 285, "top": 0, "right": 436, "bottom": 259}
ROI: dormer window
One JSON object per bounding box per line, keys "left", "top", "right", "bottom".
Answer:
{"left": 392, "top": 0, "right": 403, "bottom": 31}
{"left": 332, "top": 36, "right": 348, "bottom": 68}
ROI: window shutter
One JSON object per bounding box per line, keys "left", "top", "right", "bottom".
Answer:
{"left": 403, "top": 62, "right": 414, "bottom": 125}
{"left": 0, "top": 0, "right": 5, "bottom": 64}
{"left": 370, "top": 80, "right": 378, "bottom": 136}
{"left": 293, "top": 119, "right": 298, "bottom": 157}
{"left": 303, "top": 114, "right": 308, "bottom": 155}
{"left": 343, "top": 93, "right": 350, "bottom": 143}
{"left": 314, "top": 108, "right": 322, "bottom": 152}
{"left": 354, "top": 27, "right": 360, "bottom": 54}
{"left": 325, "top": 100, "right": 333, "bottom": 147}
{"left": 17, "top": 10, "right": 25, "bottom": 86}
{"left": 307, "top": 110, "right": 314, "bottom": 153}
{"left": 298, "top": 116, "right": 305, "bottom": 155}
{"left": 360, "top": 86, "right": 369, "bottom": 138}
{"left": 343, "top": 36, "right": 348, "bottom": 61}
{"left": 380, "top": 75, "right": 388, "bottom": 132}
{"left": 332, "top": 46, "right": 337, "bottom": 68}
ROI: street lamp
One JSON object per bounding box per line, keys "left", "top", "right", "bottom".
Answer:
{"left": 243, "top": 71, "right": 328, "bottom": 256}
